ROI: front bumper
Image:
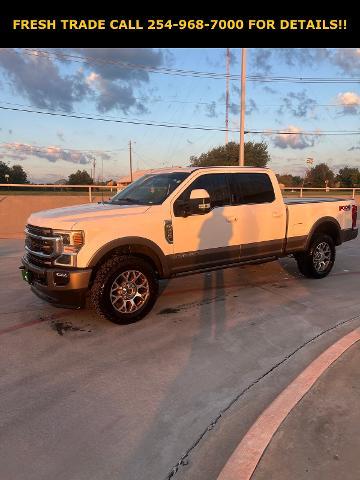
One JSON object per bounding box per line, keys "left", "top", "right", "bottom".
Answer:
{"left": 20, "top": 256, "right": 92, "bottom": 309}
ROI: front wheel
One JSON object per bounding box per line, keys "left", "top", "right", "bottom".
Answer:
{"left": 89, "top": 255, "right": 159, "bottom": 324}
{"left": 296, "top": 234, "right": 335, "bottom": 279}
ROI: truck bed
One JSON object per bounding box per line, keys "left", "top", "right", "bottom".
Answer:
{"left": 284, "top": 197, "right": 349, "bottom": 205}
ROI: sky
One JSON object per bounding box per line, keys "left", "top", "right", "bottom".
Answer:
{"left": 0, "top": 47, "right": 359, "bottom": 183}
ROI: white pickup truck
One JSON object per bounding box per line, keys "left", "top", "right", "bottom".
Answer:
{"left": 21, "top": 166, "right": 358, "bottom": 324}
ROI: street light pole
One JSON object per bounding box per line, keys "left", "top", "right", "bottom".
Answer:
{"left": 239, "top": 47, "right": 247, "bottom": 166}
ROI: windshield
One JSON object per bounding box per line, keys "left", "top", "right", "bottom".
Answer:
{"left": 109, "top": 172, "right": 191, "bottom": 205}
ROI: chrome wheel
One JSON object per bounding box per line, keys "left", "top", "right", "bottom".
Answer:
{"left": 110, "top": 270, "right": 150, "bottom": 314}
{"left": 313, "top": 242, "right": 332, "bottom": 273}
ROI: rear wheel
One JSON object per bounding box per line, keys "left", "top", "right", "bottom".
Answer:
{"left": 90, "top": 255, "right": 159, "bottom": 324}
{"left": 296, "top": 234, "right": 335, "bottom": 279}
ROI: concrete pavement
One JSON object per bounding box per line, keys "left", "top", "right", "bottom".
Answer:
{"left": 1, "top": 237, "right": 360, "bottom": 480}
{"left": 253, "top": 341, "right": 360, "bottom": 480}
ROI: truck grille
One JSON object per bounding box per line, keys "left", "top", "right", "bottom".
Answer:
{"left": 25, "top": 224, "right": 61, "bottom": 266}
{"left": 26, "top": 224, "right": 53, "bottom": 237}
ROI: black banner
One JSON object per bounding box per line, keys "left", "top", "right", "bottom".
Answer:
{"left": 0, "top": 10, "right": 357, "bottom": 46}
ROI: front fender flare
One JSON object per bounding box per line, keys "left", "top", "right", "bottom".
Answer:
{"left": 87, "top": 237, "right": 170, "bottom": 278}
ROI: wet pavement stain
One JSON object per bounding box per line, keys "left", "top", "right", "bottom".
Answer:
{"left": 50, "top": 320, "right": 92, "bottom": 336}
{"left": 158, "top": 307, "right": 181, "bottom": 315}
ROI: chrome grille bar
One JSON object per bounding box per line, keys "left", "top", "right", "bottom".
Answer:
{"left": 24, "top": 226, "right": 62, "bottom": 260}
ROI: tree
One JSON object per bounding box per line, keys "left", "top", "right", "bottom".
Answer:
{"left": 189, "top": 141, "right": 270, "bottom": 168}
{"left": 0, "top": 161, "right": 28, "bottom": 183}
{"left": 0, "top": 161, "right": 10, "bottom": 183}
{"left": 276, "top": 174, "right": 303, "bottom": 187}
{"left": 9, "top": 165, "right": 29, "bottom": 183}
{"left": 305, "top": 163, "right": 335, "bottom": 187}
{"left": 68, "top": 170, "right": 93, "bottom": 185}
{"left": 336, "top": 167, "right": 360, "bottom": 187}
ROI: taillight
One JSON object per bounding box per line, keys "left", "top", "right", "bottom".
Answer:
{"left": 352, "top": 204, "right": 357, "bottom": 229}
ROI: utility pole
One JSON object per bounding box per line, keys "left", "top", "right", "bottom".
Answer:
{"left": 129, "top": 140, "right": 133, "bottom": 183}
{"left": 239, "top": 48, "right": 247, "bottom": 166}
{"left": 92, "top": 158, "right": 96, "bottom": 182}
{"left": 225, "top": 48, "right": 230, "bottom": 145}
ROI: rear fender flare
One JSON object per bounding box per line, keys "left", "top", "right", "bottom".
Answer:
{"left": 305, "top": 217, "right": 341, "bottom": 250}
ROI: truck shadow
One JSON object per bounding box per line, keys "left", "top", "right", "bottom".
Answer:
{"left": 119, "top": 209, "right": 259, "bottom": 478}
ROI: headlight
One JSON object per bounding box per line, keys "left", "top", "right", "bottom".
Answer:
{"left": 53, "top": 230, "right": 84, "bottom": 266}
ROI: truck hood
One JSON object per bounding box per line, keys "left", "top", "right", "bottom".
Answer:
{"left": 27, "top": 202, "right": 152, "bottom": 229}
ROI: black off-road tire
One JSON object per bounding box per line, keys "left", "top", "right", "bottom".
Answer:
{"left": 296, "top": 234, "right": 335, "bottom": 279}
{"left": 89, "top": 255, "right": 159, "bottom": 324}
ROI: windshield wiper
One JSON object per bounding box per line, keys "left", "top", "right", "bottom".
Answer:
{"left": 110, "top": 197, "right": 144, "bottom": 205}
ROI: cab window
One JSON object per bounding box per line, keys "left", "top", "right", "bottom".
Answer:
{"left": 228, "top": 173, "right": 275, "bottom": 205}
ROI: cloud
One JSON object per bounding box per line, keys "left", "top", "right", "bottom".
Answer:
{"left": 262, "top": 85, "right": 277, "bottom": 95}
{"left": 229, "top": 102, "right": 239, "bottom": 115}
{"left": 250, "top": 49, "right": 273, "bottom": 74}
{"left": 0, "top": 49, "right": 90, "bottom": 112}
{"left": 57, "top": 131, "right": 65, "bottom": 142}
{"left": 332, "top": 49, "right": 360, "bottom": 74}
{"left": 1, "top": 143, "right": 101, "bottom": 164}
{"left": 348, "top": 143, "right": 360, "bottom": 151}
{"left": 249, "top": 49, "right": 360, "bottom": 76}
{"left": 246, "top": 99, "right": 258, "bottom": 115}
{"left": 277, "top": 90, "right": 317, "bottom": 118}
{"left": 280, "top": 48, "right": 360, "bottom": 74}
{"left": 71, "top": 48, "right": 163, "bottom": 113}
{"left": 68, "top": 48, "right": 164, "bottom": 81}
{"left": 0, "top": 152, "right": 25, "bottom": 162}
{"left": 272, "top": 125, "right": 321, "bottom": 150}
{"left": 0, "top": 48, "right": 165, "bottom": 114}
{"left": 278, "top": 48, "right": 331, "bottom": 68}
{"left": 86, "top": 72, "right": 147, "bottom": 113}
{"left": 204, "top": 101, "right": 217, "bottom": 118}
{"left": 336, "top": 91, "right": 360, "bottom": 115}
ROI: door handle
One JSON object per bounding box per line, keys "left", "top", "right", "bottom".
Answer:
{"left": 272, "top": 211, "right": 283, "bottom": 218}
{"left": 226, "top": 216, "right": 238, "bottom": 223}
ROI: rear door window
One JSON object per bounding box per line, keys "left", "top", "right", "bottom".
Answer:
{"left": 228, "top": 173, "right": 275, "bottom": 204}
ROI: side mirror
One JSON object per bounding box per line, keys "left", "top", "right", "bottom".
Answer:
{"left": 189, "top": 189, "right": 211, "bottom": 215}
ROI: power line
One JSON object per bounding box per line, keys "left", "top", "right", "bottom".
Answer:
{"left": 0, "top": 104, "right": 240, "bottom": 132}
{"left": 6, "top": 49, "right": 360, "bottom": 84}
{"left": 1, "top": 97, "right": 359, "bottom": 123}
{"left": 1, "top": 104, "right": 359, "bottom": 136}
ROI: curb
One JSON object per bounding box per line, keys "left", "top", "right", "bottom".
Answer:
{"left": 217, "top": 327, "right": 360, "bottom": 480}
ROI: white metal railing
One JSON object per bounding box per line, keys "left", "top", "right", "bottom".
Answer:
{"left": 0, "top": 184, "right": 125, "bottom": 202}
{"left": 282, "top": 187, "right": 359, "bottom": 199}
{"left": 0, "top": 184, "right": 359, "bottom": 201}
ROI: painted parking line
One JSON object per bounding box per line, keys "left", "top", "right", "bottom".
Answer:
{"left": 217, "top": 327, "right": 360, "bottom": 480}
